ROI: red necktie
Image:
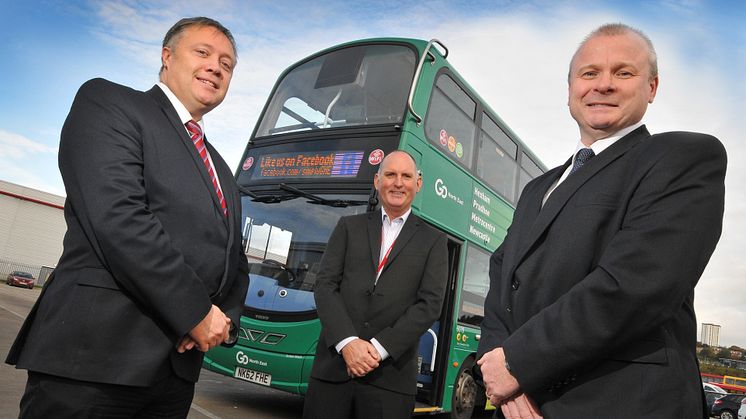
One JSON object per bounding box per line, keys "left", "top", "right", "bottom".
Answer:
{"left": 185, "top": 120, "right": 227, "bottom": 216}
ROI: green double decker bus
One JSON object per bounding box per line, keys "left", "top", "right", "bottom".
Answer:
{"left": 202, "top": 37, "right": 545, "bottom": 418}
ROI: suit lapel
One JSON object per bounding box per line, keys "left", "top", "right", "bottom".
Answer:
{"left": 146, "top": 85, "right": 227, "bottom": 220}
{"left": 376, "top": 213, "right": 422, "bottom": 282}
{"left": 367, "top": 210, "right": 383, "bottom": 271}
{"left": 379, "top": 213, "right": 420, "bottom": 277}
{"left": 504, "top": 164, "right": 566, "bottom": 275}
{"left": 510, "top": 126, "right": 650, "bottom": 272}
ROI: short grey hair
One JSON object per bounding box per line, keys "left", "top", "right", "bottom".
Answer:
{"left": 569, "top": 23, "right": 658, "bottom": 81}
{"left": 159, "top": 17, "right": 237, "bottom": 75}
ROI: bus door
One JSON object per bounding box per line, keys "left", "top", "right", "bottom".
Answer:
{"left": 416, "top": 236, "right": 461, "bottom": 406}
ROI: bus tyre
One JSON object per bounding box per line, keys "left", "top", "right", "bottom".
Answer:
{"left": 452, "top": 357, "right": 484, "bottom": 419}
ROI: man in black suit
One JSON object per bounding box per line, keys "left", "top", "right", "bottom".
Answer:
{"left": 6, "top": 17, "right": 249, "bottom": 417}
{"left": 476, "top": 23, "right": 726, "bottom": 418}
{"left": 303, "top": 150, "right": 449, "bottom": 418}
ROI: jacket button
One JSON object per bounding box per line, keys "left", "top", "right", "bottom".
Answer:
{"left": 511, "top": 281, "right": 520, "bottom": 290}
{"left": 506, "top": 306, "right": 512, "bottom": 313}
{"left": 364, "top": 322, "right": 370, "bottom": 328}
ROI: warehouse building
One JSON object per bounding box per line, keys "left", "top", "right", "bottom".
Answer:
{"left": 0, "top": 179, "right": 66, "bottom": 286}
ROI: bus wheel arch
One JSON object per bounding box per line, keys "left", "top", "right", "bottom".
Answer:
{"left": 451, "top": 355, "right": 485, "bottom": 419}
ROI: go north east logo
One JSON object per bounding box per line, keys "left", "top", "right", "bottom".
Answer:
{"left": 434, "top": 178, "right": 464, "bottom": 206}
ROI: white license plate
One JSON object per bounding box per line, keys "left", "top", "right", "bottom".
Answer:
{"left": 234, "top": 367, "right": 272, "bottom": 386}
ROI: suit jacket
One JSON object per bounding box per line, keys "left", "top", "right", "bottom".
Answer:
{"left": 310, "top": 210, "right": 448, "bottom": 395}
{"left": 6, "top": 78, "right": 249, "bottom": 386}
{"left": 476, "top": 126, "right": 726, "bottom": 418}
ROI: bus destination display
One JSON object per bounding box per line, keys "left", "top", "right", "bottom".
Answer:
{"left": 253, "top": 150, "right": 365, "bottom": 179}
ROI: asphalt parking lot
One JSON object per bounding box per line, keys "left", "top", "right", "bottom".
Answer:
{"left": 0, "top": 285, "right": 304, "bottom": 419}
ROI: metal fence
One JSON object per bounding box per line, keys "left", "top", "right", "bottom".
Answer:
{"left": 0, "top": 258, "right": 54, "bottom": 286}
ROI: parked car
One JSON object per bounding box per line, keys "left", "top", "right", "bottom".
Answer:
{"left": 713, "top": 394, "right": 746, "bottom": 419}
{"left": 705, "top": 383, "right": 729, "bottom": 412}
{"left": 6, "top": 271, "right": 35, "bottom": 289}
{"left": 737, "top": 396, "right": 746, "bottom": 419}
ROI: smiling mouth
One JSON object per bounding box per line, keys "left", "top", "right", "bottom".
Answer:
{"left": 197, "top": 78, "right": 217, "bottom": 89}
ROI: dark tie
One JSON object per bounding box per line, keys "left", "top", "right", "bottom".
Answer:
{"left": 569, "top": 148, "right": 595, "bottom": 175}
{"left": 185, "top": 120, "right": 227, "bottom": 216}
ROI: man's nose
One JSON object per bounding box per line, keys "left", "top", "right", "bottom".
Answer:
{"left": 205, "top": 57, "right": 222, "bottom": 76}
{"left": 594, "top": 72, "right": 615, "bottom": 93}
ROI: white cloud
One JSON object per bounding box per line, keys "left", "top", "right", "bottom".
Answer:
{"left": 0, "top": 129, "right": 63, "bottom": 196}
{"left": 0, "top": 129, "right": 57, "bottom": 158}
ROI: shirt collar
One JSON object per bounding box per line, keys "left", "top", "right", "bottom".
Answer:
{"left": 381, "top": 208, "right": 411, "bottom": 225}
{"left": 157, "top": 82, "right": 204, "bottom": 132}
{"left": 573, "top": 121, "right": 644, "bottom": 158}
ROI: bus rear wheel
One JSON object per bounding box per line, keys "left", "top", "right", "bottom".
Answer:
{"left": 452, "top": 357, "right": 484, "bottom": 419}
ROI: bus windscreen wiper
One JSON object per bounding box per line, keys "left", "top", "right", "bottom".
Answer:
{"left": 279, "top": 183, "right": 367, "bottom": 208}
{"left": 238, "top": 185, "right": 298, "bottom": 204}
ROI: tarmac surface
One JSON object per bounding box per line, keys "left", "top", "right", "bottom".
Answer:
{"left": 0, "top": 284, "right": 304, "bottom": 419}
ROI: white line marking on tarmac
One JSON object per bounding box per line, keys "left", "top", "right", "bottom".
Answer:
{"left": 190, "top": 402, "right": 222, "bottom": 419}
{"left": 0, "top": 303, "right": 25, "bottom": 320}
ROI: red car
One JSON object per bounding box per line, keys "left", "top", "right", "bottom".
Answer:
{"left": 6, "top": 271, "right": 35, "bottom": 289}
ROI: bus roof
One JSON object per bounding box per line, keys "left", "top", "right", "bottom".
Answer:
{"left": 260, "top": 37, "right": 548, "bottom": 172}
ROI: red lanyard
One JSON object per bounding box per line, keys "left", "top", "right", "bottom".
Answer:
{"left": 376, "top": 226, "right": 396, "bottom": 276}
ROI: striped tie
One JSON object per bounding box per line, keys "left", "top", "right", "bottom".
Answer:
{"left": 185, "top": 120, "right": 227, "bottom": 216}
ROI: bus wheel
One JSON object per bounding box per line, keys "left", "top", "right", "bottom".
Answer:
{"left": 452, "top": 357, "right": 482, "bottom": 419}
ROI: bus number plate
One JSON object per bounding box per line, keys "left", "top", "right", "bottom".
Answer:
{"left": 234, "top": 367, "right": 272, "bottom": 386}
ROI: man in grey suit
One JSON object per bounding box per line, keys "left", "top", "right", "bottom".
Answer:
{"left": 476, "top": 23, "right": 726, "bottom": 418}
{"left": 303, "top": 150, "right": 449, "bottom": 419}
{"left": 6, "top": 17, "right": 248, "bottom": 417}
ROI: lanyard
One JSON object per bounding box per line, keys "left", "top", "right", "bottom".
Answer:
{"left": 377, "top": 222, "right": 399, "bottom": 277}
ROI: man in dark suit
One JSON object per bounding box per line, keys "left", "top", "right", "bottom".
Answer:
{"left": 6, "top": 17, "right": 249, "bottom": 417}
{"left": 303, "top": 150, "right": 449, "bottom": 418}
{"left": 476, "top": 23, "right": 726, "bottom": 418}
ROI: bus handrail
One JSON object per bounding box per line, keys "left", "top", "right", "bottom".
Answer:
{"left": 426, "top": 328, "right": 438, "bottom": 372}
{"left": 323, "top": 88, "right": 343, "bottom": 128}
{"left": 407, "top": 39, "right": 448, "bottom": 126}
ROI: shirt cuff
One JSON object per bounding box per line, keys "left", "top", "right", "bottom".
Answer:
{"left": 370, "top": 338, "right": 389, "bottom": 361}
{"left": 335, "top": 336, "right": 358, "bottom": 354}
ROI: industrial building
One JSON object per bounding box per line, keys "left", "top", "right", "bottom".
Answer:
{"left": 0, "top": 179, "right": 65, "bottom": 285}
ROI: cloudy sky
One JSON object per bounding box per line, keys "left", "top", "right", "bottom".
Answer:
{"left": 1, "top": 0, "right": 744, "bottom": 346}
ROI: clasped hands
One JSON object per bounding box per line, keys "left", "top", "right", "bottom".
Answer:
{"left": 341, "top": 338, "right": 381, "bottom": 378}
{"left": 477, "top": 347, "right": 543, "bottom": 419}
{"left": 177, "top": 304, "right": 232, "bottom": 353}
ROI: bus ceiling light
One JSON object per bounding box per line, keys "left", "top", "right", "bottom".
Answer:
{"left": 407, "top": 39, "right": 448, "bottom": 126}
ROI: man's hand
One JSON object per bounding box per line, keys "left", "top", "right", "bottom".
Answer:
{"left": 341, "top": 338, "right": 381, "bottom": 377}
{"left": 176, "top": 335, "right": 197, "bottom": 353}
{"left": 188, "top": 304, "right": 231, "bottom": 352}
{"left": 477, "top": 347, "right": 520, "bottom": 404}
{"left": 500, "top": 393, "right": 543, "bottom": 419}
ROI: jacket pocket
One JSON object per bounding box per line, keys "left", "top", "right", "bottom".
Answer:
{"left": 76, "top": 267, "right": 121, "bottom": 291}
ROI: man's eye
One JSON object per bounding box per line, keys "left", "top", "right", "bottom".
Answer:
{"left": 581, "top": 71, "right": 597, "bottom": 78}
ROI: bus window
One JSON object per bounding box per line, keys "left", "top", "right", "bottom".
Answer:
{"left": 518, "top": 153, "right": 542, "bottom": 199}
{"left": 458, "top": 245, "right": 490, "bottom": 326}
{"left": 424, "top": 74, "right": 477, "bottom": 167}
{"left": 240, "top": 193, "right": 367, "bottom": 315}
{"left": 478, "top": 113, "right": 518, "bottom": 203}
{"left": 255, "top": 44, "right": 416, "bottom": 137}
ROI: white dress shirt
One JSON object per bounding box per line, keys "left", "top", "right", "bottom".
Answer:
{"left": 544, "top": 121, "right": 644, "bottom": 203}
